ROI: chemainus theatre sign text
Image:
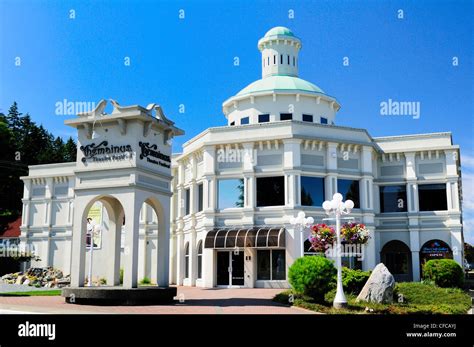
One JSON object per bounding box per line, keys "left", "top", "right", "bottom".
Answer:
{"left": 80, "top": 141, "right": 133, "bottom": 163}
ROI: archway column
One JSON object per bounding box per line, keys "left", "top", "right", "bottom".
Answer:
{"left": 122, "top": 197, "right": 142, "bottom": 289}
{"left": 156, "top": 200, "right": 171, "bottom": 287}
{"left": 70, "top": 195, "right": 89, "bottom": 287}
{"left": 106, "top": 200, "right": 123, "bottom": 286}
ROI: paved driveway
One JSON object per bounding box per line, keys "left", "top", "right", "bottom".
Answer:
{"left": 0, "top": 286, "right": 311, "bottom": 314}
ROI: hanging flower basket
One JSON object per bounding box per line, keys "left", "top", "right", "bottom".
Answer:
{"left": 341, "top": 223, "right": 370, "bottom": 245}
{"left": 308, "top": 222, "right": 370, "bottom": 252}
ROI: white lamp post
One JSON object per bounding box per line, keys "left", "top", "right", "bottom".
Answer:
{"left": 322, "top": 193, "right": 354, "bottom": 309}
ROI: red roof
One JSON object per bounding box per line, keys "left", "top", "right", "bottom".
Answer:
{"left": 1, "top": 217, "right": 21, "bottom": 238}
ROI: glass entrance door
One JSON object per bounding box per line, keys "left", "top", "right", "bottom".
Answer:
{"left": 231, "top": 251, "right": 244, "bottom": 286}
{"left": 216, "top": 251, "right": 244, "bottom": 287}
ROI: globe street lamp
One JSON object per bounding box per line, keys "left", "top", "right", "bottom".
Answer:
{"left": 323, "top": 193, "right": 354, "bottom": 309}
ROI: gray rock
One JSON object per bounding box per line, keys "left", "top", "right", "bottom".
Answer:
{"left": 356, "top": 263, "right": 395, "bottom": 304}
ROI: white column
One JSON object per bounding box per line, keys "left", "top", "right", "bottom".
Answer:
{"left": 106, "top": 201, "right": 122, "bottom": 286}
{"left": 123, "top": 197, "right": 141, "bottom": 289}
{"left": 156, "top": 202, "right": 171, "bottom": 287}
{"left": 70, "top": 197, "right": 88, "bottom": 287}
{"left": 175, "top": 233, "right": 184, "bottom": 285}
{"left": 450, "top": 228, "right": 463, "bottom": 267}
{"left": 409, "top": 228, "right": 421, "bottom": 281}
{"left": 202, "top": 247, "right": 214, "bottom": 288}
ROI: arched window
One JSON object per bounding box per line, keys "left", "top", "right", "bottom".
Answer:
{"left": 381, "top": 240, "right": 412, "bottom": 281}
{"left": 184, "top": 242, "right": 190, "bottom": 279}
{"left": 197, "top": 241, "right": 203, "bottom": 279}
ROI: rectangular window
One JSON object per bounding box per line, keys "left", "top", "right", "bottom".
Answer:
{"left": 258, "top": 114, "right": 270, "bottom": 123}
{"left": 274, "top": 55, "right": 276, "bottom": 64}
{"left": 218, "top": 179, "right": 244, "bottom": 209}
{"left": 197, "top": 183, "right": 204, "bottom": 212}
{"left": 320, "top": 117, "right": 328, "bottom": 124}
{"left": 257, "top": 250, "right": 286, "bottom": 280}
{"left": 293, "top": 56, "right": 295, "bottom": 66}
{"left": 302, "top": 114, "right": 313, "bottom": 122}
{"left": 338, "top": 179, "right": 360, "bottom": 208}
{"left": 301, "top": 176, "right": 325, "bottom": 207}
{"left": 241, "top": 117, "right": 249, "bottom": 125}
{"left": 268, "top": 57, "right": 270, "bottom": 65}
{"left": 287, "top": 55, "right": 290, "bottom": 64}
{"left": 280, "top": 113, "right": 292, "bottom": 121}
{"left": 185, "top": 188, "right": 190, "bottom": 215}
{"left": 257, "top": 176, "right": 285, "bottom": 207}
{"left": 418, "top": 184, "right": 447, "bottom": 211}
{"left": 280, "top": 54, "right": 283, "bottom": 64}
{"left": 380, "top": 185, "right": 407, "bottom": 212}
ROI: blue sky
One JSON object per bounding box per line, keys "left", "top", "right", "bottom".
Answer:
{"left": 1, "top": 0, "right": 473, "bottom": 242}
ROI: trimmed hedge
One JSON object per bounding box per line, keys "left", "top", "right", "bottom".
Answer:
{"left": 422, "top": 259, "right": 464, "bottom": 288}
{"left": 341, "top": 267, "right": 371, "bottom": 294}
{"left": 288, "top": 256, "right": 336, "bottom": 302}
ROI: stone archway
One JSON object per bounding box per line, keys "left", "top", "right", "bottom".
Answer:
{"left": 70, "top": 195, "right": 125, "bottom": 287}
{"left": 380, "top": 240, "right": 412, "bottom": 282}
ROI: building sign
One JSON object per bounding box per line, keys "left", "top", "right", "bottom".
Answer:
{"left": 80, "top": 141, "right": 133, "bottom": 163}
{"left": 420, "top": 240, "right": 452, "bottom": 259}
{"left": 139, "top": 142, "right": 171, "bottom": 168}
{"left": 86, "top": 202, "right": 103, "bottom": 249}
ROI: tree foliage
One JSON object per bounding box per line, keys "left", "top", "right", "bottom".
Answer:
{"left": 0, "top": 102, "right": 77, "bottom": 224}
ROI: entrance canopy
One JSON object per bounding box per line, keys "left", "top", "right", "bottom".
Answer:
{"left": 204, "top": 227, "right": 285, "bottom": 249}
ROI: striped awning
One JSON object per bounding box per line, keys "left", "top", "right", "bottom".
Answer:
{"left": 204, "top": 227, "right": 285, "bottom": 249}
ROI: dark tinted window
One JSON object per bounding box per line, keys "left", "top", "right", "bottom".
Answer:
{"left": 280, "top": 113, "right": 292, "bottom": 121}
{"left": 197, "top": 183, "right": 204, "bottom": 212}
{"left": 257, "top": 176, "right": 285, "bottom": 207}
{"left": 320, "top": 117, "right": 328, "bottom": 124}
{"left": 301, "top": 176, "right": 325, "bottom": 207}
{"left": 338, "top": 179, "right": 360, "bottom": 208}
{"left": 241, "top": 117, "right": 249, "bottom": 125}
{"left": 380, "top": 185, "right": 407, "bottom": 212}
{"left": 302, "top": 114, "right": 313, "bottom": 122}
{"left": 185, "top": 188, "right": 190, "bottom": 215}
{"left": 272, "top": 250, "right": 286, "bottom": 280}
{"left": 230, "top": 121, "right": 235, "bottom": 126}
{"left": 258, "top": 114, "right": 270, "bottom": 123}
{"left": 419, "top": 184, "right": 447, "bottom": 211}
{"left": 257, "top": 250, "right": 271, "bottom": 280}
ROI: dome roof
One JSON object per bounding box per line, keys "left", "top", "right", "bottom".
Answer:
{"left": 236, "top": 75, "right": 325, "bottom": 97}
{"left": 264, "top": 26, "right": 295, "bottom": 38}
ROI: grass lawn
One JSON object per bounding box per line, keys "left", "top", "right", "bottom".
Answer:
{"left": 0, "top": 290, "right": 62, "bottom": 297}
{"left": 274, "top": 282, "right": 472, "bottom": 314}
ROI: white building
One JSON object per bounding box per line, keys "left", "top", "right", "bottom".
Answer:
{"left": 20, "top": 27, "right": 464, "bottom": 289}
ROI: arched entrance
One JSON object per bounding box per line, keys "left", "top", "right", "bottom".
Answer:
{"left": 420, "top": 239, "right": 453, "bottom": 277}
{"left": 380, "top": 240, "right": 412, "bottom": 282}
{"left": 77, "top": 195, "right": 125, "bottom": 287}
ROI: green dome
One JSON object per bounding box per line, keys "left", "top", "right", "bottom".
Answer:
{"left": 236, "top": 75, "right": 325, "bottom": 97}
{"left": 264, "top": 26, "right": 295, "bottom": 38}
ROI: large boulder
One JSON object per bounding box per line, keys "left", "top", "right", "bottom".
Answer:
{"left": 356, "top": 263, "right": 395, "bottom": 304}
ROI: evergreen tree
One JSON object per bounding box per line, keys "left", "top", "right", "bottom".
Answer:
{"left": 63, "top": 137, "right": 77, "bottom": 162}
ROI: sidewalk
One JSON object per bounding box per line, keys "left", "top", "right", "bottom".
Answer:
{"left": 0, "top": 286, "right": 312, "bottom": 314}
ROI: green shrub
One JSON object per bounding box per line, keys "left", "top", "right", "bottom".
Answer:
{"left": 422, "top": 259, "right": 464, "bottom": 288}
{"left": 288, "top": 256, "right": 336, "bottom": 302}
{"left": 340, "top": 267, "right": 371, "bottom": 294}
{"left": 139, "top": 277, "right": 151, "bottom": 285}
